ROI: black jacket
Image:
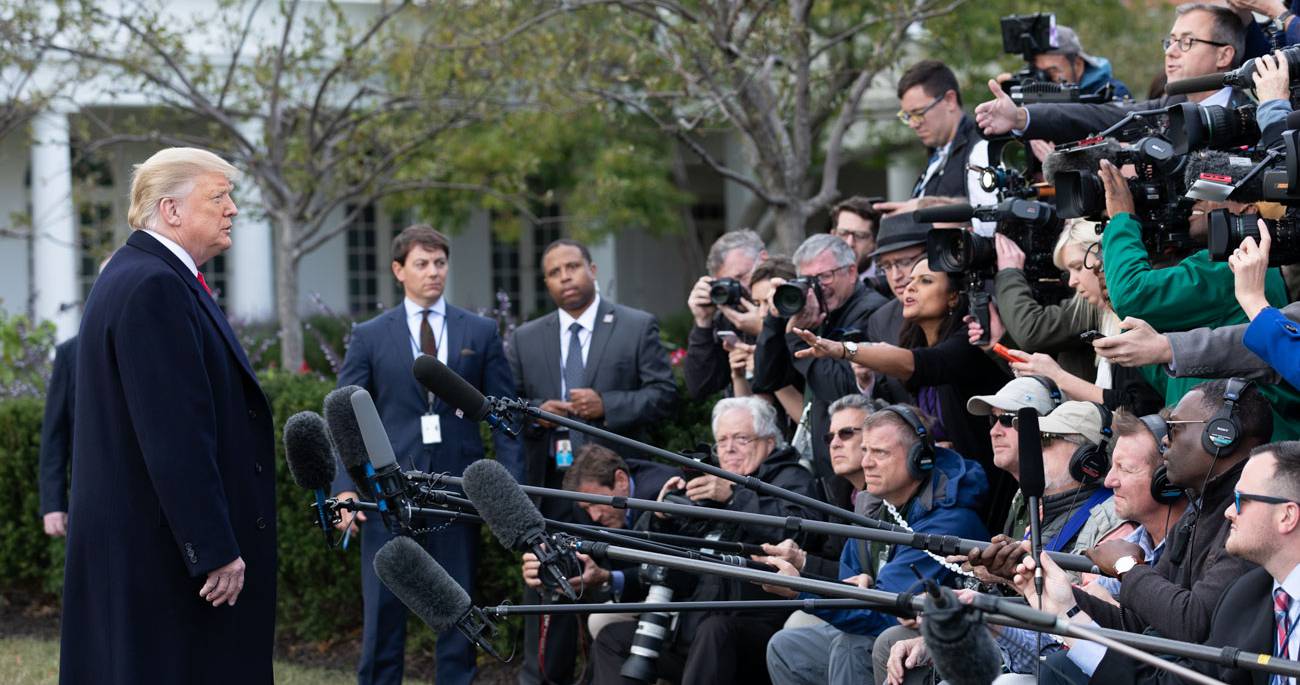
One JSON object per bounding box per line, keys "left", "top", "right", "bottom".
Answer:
{"left": 39, "top": 336, "right": 76, "bottom": 516}
{"left": 753, "top": 283, "right": 889, "bottom": 478}
{"left": 865, "top": 298, "right": 914, "bottom": 405}
{"left": 915, "top": 113, "right": 983, "bottom": 199}
{"left": 684, "top": 313, "right": 741, "bottom": 401}
{"left": 1023, "top": 89, "right": 1253, "bottom": 143}
{"left": 1072, "top": 459, "right": 1257, "bottom": 643}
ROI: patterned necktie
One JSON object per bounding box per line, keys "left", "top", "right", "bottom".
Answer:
{"left": 564, "top": 322, "right": 586, "bottom": 447}
{"left": 1277, "top": 588, "right": 1294, "bottom": 662}
{"left": 196, "top": 272, "right": 213, "bottom": 297}
{"left": 419, "top": 309, "right": 438, "bottom": 357}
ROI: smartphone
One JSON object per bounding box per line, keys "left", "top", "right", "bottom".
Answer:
{"left": 714, "top": 329, "right": 740, "bottom": 351}
{"left": 991, "top": 343, "right": 1027, "bottom": 364}
{"left": 1079, "top": 330, "right": 1105, "bottom": 344}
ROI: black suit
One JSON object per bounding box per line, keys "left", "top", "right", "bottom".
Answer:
{"left": 39, "top": 336, "right": 76, "bottom": 518}
{"left": 1023, "top": 90, "right": 1253, "bottom": 143}
{"left": 61, "top": 231, "right": 276, "bottom": 684}
{"left": 914, "top": 114, "right": 983, "bottom": 199}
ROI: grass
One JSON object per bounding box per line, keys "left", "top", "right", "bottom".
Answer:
{"left": 0, "top": 636, "right": 358, "bottom": 685}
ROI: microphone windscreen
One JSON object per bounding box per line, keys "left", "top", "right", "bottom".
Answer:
{"left": 350, "top": 388, "right": 399, "bottom": 471}
{"left": 324, "top": 385, "right": 369, "bottom": 471}
{"left": 1042, "top": 139, "right": 1123, "bottom": 184}
{"left": 1017, "top": 407, "right": 1045, "bottom": 498}
{"left": 374, "top": 536, "right": 470, "bottom": 633}
{"left": 913, "top": 203, "right": 974, "bottom": 224}
{"left": 1164, "top": 72, "right": 1228, "bottom": 97}
{"left": 462, "top": 459, "right": 545, "bottom": 550}
{"left": 284, "top": 411, "right": 337, "bottom": 490}
{"left": 413, "top": 354, "right": 490, "bottom": 421}
{"left": 921, "top": 588, "right": 1002, "bottom": 685}
{"left": 1183, "top": 149, "right": 1256, "bottom": 185}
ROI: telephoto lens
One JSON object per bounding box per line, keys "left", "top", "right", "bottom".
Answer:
{"left": 619, "top": 567, "right": 677, "bottom": 683}
{"left": 773, "top": 277, "right": 821, "bottom": 317}
{"left": 708, "top": 278, "right": 747, "bottom": 307}
{"left": 926, "top": 229, "right": 996, "bottom": 273}
{"left": 1207, "top": 208, "right": 1300, "bottom": 266}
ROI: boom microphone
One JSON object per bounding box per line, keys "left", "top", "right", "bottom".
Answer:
{"left": 914, "top": 203, "right": 975, "bottom": 224}
{"left": 1017, "top": 407, "right": 1046, "bottom": 601}
{"left": 373, "top": 536, "right": 503, "bottom": 659}
{"left": 1183, "top": 149, "right": 1268, "bottom": 202}
{"left": 1165, "top": 46, "right": 1300, "bottom": 97}
{"left": 412, "top": 354, "right": 517, "bottom": 436}
{"left": 920, "top": 586, "right": 1003, "bottom": 685}
{"left": 283, "top": 410, "right": 338, "bottom": 543}
{"left": 323, "top": 385, "right": 374, "bottom": 499}
{"left": 462, "top": 459, "right": 580, "bottom": 600}
{"left": 1042, "top": 139, "right": 1125, "bottom": 184}
{"left": 350, "top": 388, "right": 410, "bottom": 532}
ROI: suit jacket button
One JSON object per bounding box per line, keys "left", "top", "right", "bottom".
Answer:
{"left": 1285, "top": 323, "right": 1297, "bottom": 334}
{"left": 254, "top": 462, "right": 264, "bottom": 474}
{"left": 184, "top": 543, "right": 197, "bottom": 565}
{"left": 256, "top": 517, "right": 267, "bottom": 530}
{"left": 247, "top": 409, "right": 258, "bottom": 420}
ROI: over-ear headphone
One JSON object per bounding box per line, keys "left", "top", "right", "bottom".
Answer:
{"left": 1068, "top": 402, "right": 1114, "bottom": 484}
{"left": 881, "top": 404, "right": 936, "bottom": 480}
{"left": 1201, "top": 378, "right": 1251, "bottom": 455}
{"left": 1027, "top": 375, "right": 1063, "bottom": 410}
{"left": 1139, "top": 414, "right": 1183, "bottom": 505}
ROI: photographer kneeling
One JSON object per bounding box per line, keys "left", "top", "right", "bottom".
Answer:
{"left": 589, "top": 397, "right": 823, "bottom": 685}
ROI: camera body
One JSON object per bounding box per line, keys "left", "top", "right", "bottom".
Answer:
{"left": 708, "top": 278, "right": 749, "bottom": 309}
{"left": 773, "top": 276, "right": 827, "bottom": 318}
{"left": 925, "top": 199, "right": 1071, "bottom": 304}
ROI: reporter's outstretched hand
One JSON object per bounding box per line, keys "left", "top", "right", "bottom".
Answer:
{"left": 974, "top": 79, "right": 1028, "bottom": 136}
{"left": 1091, "top": 317, "right": 1172, "bottom": 367}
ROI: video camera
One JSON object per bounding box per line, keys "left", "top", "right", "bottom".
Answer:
{"left": 999, "top": 13, "right": 1115, "bottom": 105}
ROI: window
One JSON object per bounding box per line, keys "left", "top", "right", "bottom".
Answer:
{"left": 346, "top": 204, "right": 380, "bottom": 315}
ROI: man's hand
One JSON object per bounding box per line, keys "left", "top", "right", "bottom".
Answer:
{"left": 759, "top": 555, "right": 801, "bottom": 598}
{"left": 536, "top": 399, "right": 574, "bottom": 428}
{"left": 567, "top": 389, "right": 605, "bottom": 421}
{"left": 842, "top": 573, "right": 874, "bottom": 589}
{"left": 758, "top": 539, "right": 808, "bottom": 572}
{"left": 1252, "top": 52, "right": 1291, "bottom": 102}
{"left": 791, "top": 327, "right": 847, "bottom": 360}
{"left": 521, "top": 551, "right": 544, "bottom": 589}
{"left": 1012, "top": 550, "right": 1076, "bottom": 615}
{"left": 200, "top": 556, "right": 246, "bottom": 607}
{"left": 333, "top": 491, "right": 367, "bottom": 535}
{"left": 1229, "top": 220, "right": 1273, "bottom": 320}
{"left": 887, "top": 636, "right": 931, "bottom": 685}
{"left": 688, "top": 275, "right": 717, "bottom": 327}
{"left": 994, "top": 233, "right": 1026, "bottom": 271}
{"left": 728, "top": 341, "right": 755, "bottom": 379}
{"left": 43, "top": 511, "right": 68, "bottom": 537}
{"left": 1083, "top": 539, "right": 1146, "bottom": 578}
{"left": 966, "top": 536, "right": 1030, "bottom": 582}
{"left": 720, "top": 297, "right": 765, "bottom": 337}
{"left": 785, "top": 289, "right": 826, "bottom": 331}
{"left": 975, "top": 78, "right": 1029, "bottom": 136}
{"left": 874, "top": 198, "right": 923, "bottom": 217}
{"left": 1099, "top": 159, "right": 1136, "bottom": 218}
{"left": 1080, "top": 579, "right": 1120, "bottom": 606}
{"left": 685, "top": 474, "right": 734, "bottom": 504}
{"left": 1092, "top": 317, "right": 1173, "bottom": 367}
{"left": 1028, "top": 139, "right": 1056, "bottom": 164}
{"left": 1229, "top": 0, "right": 1289, "bottom": 21}
{"left": 525, "top": 551, "right": 610, "bottom": 591}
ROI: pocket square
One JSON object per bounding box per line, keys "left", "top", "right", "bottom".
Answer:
{"left": 459, "top": 348, "right": 476, "bottom": 356}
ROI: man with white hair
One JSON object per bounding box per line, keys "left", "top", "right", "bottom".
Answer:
{"left": 60, "top": 147, "right": 276, "bottom": 684}
{"left": 589, "top": 396, "right": 824, "bottom": 684}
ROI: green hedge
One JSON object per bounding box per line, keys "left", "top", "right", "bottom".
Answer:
{"left": 0, "top": 367, "right": 716, "bottom": 654}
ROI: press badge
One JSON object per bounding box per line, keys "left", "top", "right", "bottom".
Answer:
{"left": 421, "top": 414, "right": 442, "bottom": 444}
{"left": 554, "top": 430, "right": 574, "bottom": 470}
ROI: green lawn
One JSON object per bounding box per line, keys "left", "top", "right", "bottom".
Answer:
{"left": 0, "top": 636, "right": 357, "bottom": 685}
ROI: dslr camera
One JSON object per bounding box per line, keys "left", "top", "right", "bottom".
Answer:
{"left": 773, "top": 276, "right": 827, "bottom": 318}
{"left": 708, "top": 277, "right": 750, "bottom": 309}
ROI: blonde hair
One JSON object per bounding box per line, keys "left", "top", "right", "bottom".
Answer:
{"left": 128, "top": 148, "right": 240, "bottom": 231}
{"left": 1051, "top": 218, "right": 1121, "bottom": 347}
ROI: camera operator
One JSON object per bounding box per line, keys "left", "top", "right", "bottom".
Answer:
{"left": 589, "top": 397, "right": 823, "bottom": 685}
{"left": 1025, "top": 26, "right": 1133, "bottom": 100}
{"left": 976, "top": 4, "right": 1253, "bottom": 142}
{"left": 685, "top": 230, "right": 768, "bottom": 400}
{"left": 830, "top": 197, "right": 885, "bottom": 288}
{"left": 728, "top": 257, "right": 806, "bottom": 432}
{"left": 752, "top": 234, "right": 889, "bottom": 499}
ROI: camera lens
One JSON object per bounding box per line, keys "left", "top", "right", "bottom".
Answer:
{"left": 773, "top": 280, "right": 810, "bottom": 317}
{"left": 1208, "top": 209, "right": 1300, "bottom": 266}
{"left": 708, "top": 278, "right": 743, "bottom": 307}
{"left": 619, "top": 583, "right": 675, "bottom": 682}
{"left": 1055, "top": 171, "right": 1106, "bottom": 220}
{"left": 926, "top": 229, "right": 995, "bottom": 273}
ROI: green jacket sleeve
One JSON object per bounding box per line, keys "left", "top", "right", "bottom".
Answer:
{"left": 993, "top": 269, "right": 1096, "bottom": 351}
{"left": 1101, "top": 212, "right": 1288, "bottom": 332}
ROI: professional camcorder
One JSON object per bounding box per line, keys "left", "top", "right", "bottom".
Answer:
{"left": 1207, "top": 209, "right": 1300, "bottom": 265}
{"left": 998, "top": 13, "right": 1115, "bottom": 105}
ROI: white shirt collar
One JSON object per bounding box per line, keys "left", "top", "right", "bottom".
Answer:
{"left": 1276, "top": 562, "right": 1300, "bottom": 600}
{"left": 1198, "top": 86, "right": 1233, "bottom": 109}
{"left": 558, "top": 293, "right": 602, "bottom": 333}
{"left": 404, "top": 296, "right": 446, "bottom": 319}
{"left": 142, "top": 229, "right": 198, "bottom": 277}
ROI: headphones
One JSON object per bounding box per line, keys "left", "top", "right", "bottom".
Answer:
{"left": 1067, "top": 402, "right": 1114, "bottom": 484}
{"left": 881, "top": 404, "right": 936, "bottom": 480}
{"left": 1139, "top": 414, "right": 1184, "bottom": 505}
{"left": 1027, "top": 375, "right": 1063, "bottom": 410}
{"left": 1201, "top": 378, "right": 1252, "bottom": 455}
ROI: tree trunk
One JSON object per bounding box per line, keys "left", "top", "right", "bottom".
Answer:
{"left": 274, "top": 212, "right": 304, "bottom": 372}
{"left": 772, "top": 204, "right": 810, "bottom": 256}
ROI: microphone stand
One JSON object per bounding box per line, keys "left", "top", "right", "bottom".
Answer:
{"left": 484, "top": 598, "right": 881, "bottom": 617}
{"left": 581, "top": 543, "right": 1291, "bottom": 685}
{"left": 430, "top": 472, "right": 1107, "bottom": 576}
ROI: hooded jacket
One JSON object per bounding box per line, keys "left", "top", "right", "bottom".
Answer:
{"left": 802, "top": 446, "right": 991, "bottom": 636}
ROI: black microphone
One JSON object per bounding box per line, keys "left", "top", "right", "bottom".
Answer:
{"left": 412, "top": 354, "right": 517, "bottom": 436}
{"left": 350, "top": 387, "right": 411, "bottom": 532}
{"left": 1165, "top": 47, "right": 1300, "bottom": 97}
{"left": 913, "top": 203, "right": 974, "bottom": 224}
{"left": 283, "top": 410, "right": 338, "bottom": 544}
{"left": 1017, "top": 407, "right": 1046, "bottom": 601}
{"left": 919, "top": 585, "right": 1005, "bottom": 685}
{"left": 323, "top": 385, "right": 375, "bottom": 500}
{"left": 1042, "top": 139, "right": 1126, "bottom": 184}
{"left": 461, "top": 459, "right": 580, "bottom": 600}
{"left": 373, "top": 536, "right": 503, "bottom": 659}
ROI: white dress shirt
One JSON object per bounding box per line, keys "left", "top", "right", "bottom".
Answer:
{"left": 404, "top": 296, "right": 448, "bottom": 366}
{"left": 143, "top": 230, "right": 198, "bottom": 277}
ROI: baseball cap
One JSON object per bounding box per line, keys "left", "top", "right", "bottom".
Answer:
{"left": 1037, "top": 401, "right": 1107, "bottom": 446}
{"left": 967, "top": 377, "right": 1059, "bottom": 417}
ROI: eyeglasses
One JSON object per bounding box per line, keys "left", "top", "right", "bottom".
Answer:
{"left": 1162, "top": 36, "right": 1229, "bottom": 53}
{"left": 896, "top": 92, "right": 947, "bottom": 126}
{"left": 877, "top": 253, "right": 922, "bottom": 275}
{"left": 988, "top": 414, "right": 1016, "bottom": 429}
{"left": 823, "top": 426, "right": 864, "bottom": 445}
{"left": 806, "top": 263, "right": 852, "bottom": 286}
{"left": 1233, "top": 490, "right": 1300, "bottom": 514}
{"left": 1165, "top": 418, "right": 1207, "bottom": 439}
{"left": 834, "top": 227, "right": 874, "bottom": 243}
{"left": 712, "top": 434, "right": 760, "bottom": 455}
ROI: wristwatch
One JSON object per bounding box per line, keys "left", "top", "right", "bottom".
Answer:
{"left": 842, "top": 341, "right": 859, "bottom": 360}
{"left": 1114, "top": 555, "right": 1143, "bottom": 577}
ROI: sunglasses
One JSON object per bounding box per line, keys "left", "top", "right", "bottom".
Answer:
{"left": 988, "top": 414, "right": 1016, "bottom": 429}
{"left": 1233, "top": 490, "right": 1300, "bottom": 514}
{"left": 823, "top": 426, "right": 864, "bottom": 445}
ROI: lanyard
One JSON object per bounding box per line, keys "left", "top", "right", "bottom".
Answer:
{"left": 1025, "top": 489, "right": 1113, "bottom": 553}
{"left": 406, "top": 309, "right": 448, "bottom": 411}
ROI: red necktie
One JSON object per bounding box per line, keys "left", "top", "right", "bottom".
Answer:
{"left": 196, "top": 272, "right": 213, "bottom": 297}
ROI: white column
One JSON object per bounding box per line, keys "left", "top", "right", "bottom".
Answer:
{"left": 723, "top": 130, "right": 757, "bottom": 230}
{"left": 30, "top": 109, "right": 78, "bottom": 341}
{"left": 227, "top": 119, "right": 275, "bottom": 321}
{"left": 588, "top": 233, "right": 618, "bottom": 302}
{"left": 886, "top": 152, "right": 923, "bottom": 202}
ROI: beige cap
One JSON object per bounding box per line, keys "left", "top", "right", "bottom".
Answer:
{"left": 966, "top": 377, "right": 1059, "bottom": 417}
{"left": 1037, "top": 401, "right": 1107, "bottom": 445}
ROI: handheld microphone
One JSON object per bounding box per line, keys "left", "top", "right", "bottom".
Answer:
{"left": 1017, "top": 407, "right": 1046, "bottom": 602}
{"left": 373, "top": 536, "right": 503, "bottom": 659}
{"left": 913, "top": 203, "right": 975, "bottom": 224}
{"left": 919, "top": 585, "right": 1004, "bottom": 685}
{"left": 350, "top": 388, "right": 411, "bottom": 532}
{"left": 323, "top": 385, "right": 375, "bottom": 500}
{"left": 461, "top": 459, "right": 581, "bottom": 600}
{"left": 412, "top": 354, "right": 518, "bottom": 436}
{"left": 283, "top": 410, "right": 338, "bottom": 544}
